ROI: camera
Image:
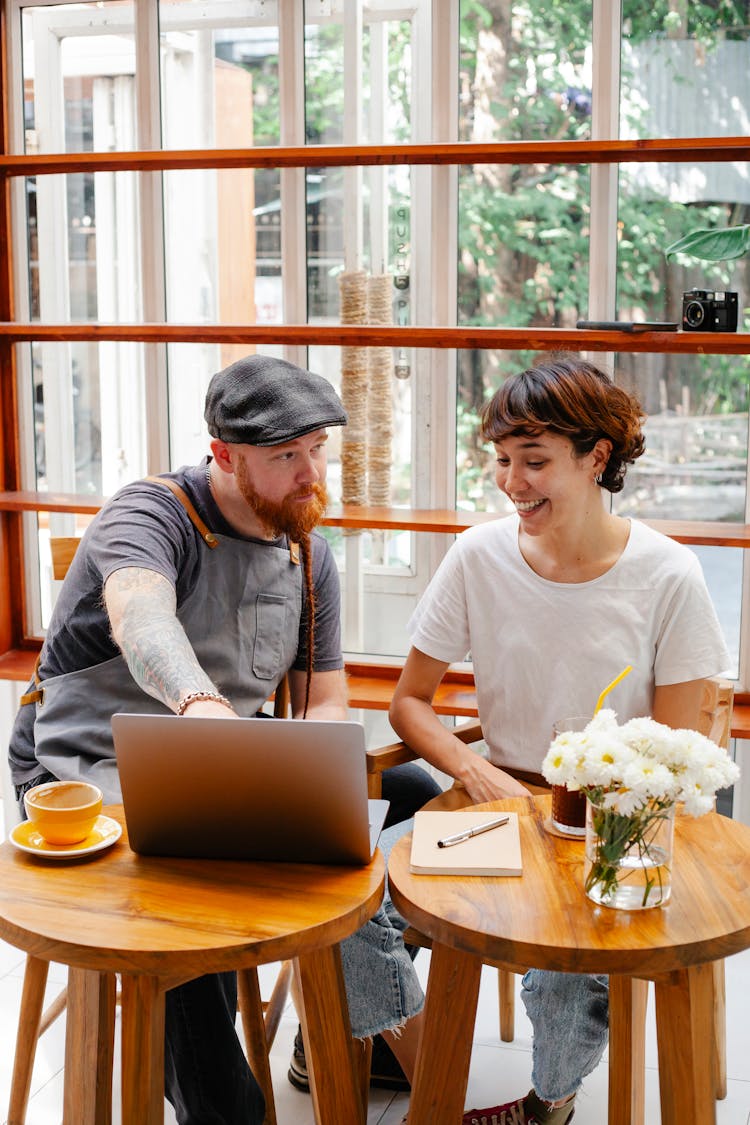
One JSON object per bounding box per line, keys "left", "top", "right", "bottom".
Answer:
{"left": 681, "top": 288, "right": 738, "bottom": 332}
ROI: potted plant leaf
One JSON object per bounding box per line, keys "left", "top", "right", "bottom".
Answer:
{"left": 665, "top": 225, "right": 750, "bottom": 262}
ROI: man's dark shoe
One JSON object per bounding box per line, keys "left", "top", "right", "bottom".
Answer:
{"left": 287, "top": 1025, "right": 410, "bottom": 1092}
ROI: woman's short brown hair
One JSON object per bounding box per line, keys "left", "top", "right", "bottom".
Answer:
{"left": 480, "top": 354, "right": 645, "bottom": 493}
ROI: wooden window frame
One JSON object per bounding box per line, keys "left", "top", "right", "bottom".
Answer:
{"left": 0, "top": 1, "right": 748, "bottom": 709}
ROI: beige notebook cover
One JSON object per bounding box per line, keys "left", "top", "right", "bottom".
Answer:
{"left": 410, "top": 811, "right": 522, "bottom": 876}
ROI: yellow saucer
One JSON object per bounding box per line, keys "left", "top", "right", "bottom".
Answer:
{"left": 10, "top": 814, "right": 121, "bottom": 859}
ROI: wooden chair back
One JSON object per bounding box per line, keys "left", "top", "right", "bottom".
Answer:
{"left": 50, "top": 536, "right": 81, "bottom": 581}
{"left": 699, "top": 677, "right": 734, "bottom": 750}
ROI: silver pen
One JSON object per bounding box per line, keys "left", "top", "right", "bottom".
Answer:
{"left": 437, "top": 814, "right": 510, "bottom": 848}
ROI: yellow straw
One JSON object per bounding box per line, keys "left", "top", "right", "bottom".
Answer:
{"left": 594, "top": 665, "right": 633, "bottom": 715}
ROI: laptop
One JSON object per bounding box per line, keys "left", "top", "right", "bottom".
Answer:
{"left": 111, "top": 713, "right": 389, "bottom": 865}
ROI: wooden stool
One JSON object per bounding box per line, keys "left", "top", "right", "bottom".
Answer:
{"left": 390, "top": 795, "right": 750, "bottom": 1125}
{"left": 9, "top": 958, "right": 293, "bottom": 1125}
{"left": 1, "top": 806, "right": 384, "bottom": 1125}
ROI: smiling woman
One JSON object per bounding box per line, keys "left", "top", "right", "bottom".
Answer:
{"left": 388, "top": 351, "right": 731, "bottom": 1124}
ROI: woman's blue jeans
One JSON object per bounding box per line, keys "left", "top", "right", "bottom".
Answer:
{"left": 522, "top": 970, "right": 610, "bottom": 1102}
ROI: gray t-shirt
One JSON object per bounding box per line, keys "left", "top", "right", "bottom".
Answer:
{"left": 9, "top": 459, "right": 343, "bottom": 780}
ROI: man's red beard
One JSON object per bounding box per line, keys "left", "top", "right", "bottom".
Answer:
{"left": 235, "top": 459, "right": 328, "bottom": 541}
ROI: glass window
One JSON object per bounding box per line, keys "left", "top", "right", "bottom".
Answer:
{"left": 7, "top": 0, "right": 749, "bottom": 685}
{"left": 616, "top": 1, "right": 750, "bottom": 524}
{"left": 456, "top": 2, "right": 594, "bottom": 511}
{"left": 21, "top": 5, "right": 144, "bottom": 501}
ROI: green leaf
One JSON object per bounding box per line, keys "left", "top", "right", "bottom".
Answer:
{"left": 664, "top": 225, "right": 750, "bottom": 263}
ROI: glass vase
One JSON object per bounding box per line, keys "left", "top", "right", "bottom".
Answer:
{"left": 583, "top": 797, "right": 675, "bottom": 910}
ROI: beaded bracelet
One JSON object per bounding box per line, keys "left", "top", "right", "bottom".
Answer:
{"left": 176, "top": 690, "right": 232, "bottom": 716}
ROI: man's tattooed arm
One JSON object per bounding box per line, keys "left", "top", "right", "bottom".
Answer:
{"left": 104, "top": 567, "right": 228, "bottom": 713}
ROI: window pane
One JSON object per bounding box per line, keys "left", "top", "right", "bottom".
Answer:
{"left": 614, "top": 353, "right": 748, "bottom": 523}
{"left": 456, "top": 4, "right": 593, "bottom": 479}
{"left": 617, "top": 5, "right": 750, "bottom": 524}
{"left": 690, "top": 546, "right": 741, "bottom": 679}
{"left": 160, "top": 2, "right": 282, "bottom": 325}
{"left": 459, "top": 2, "right": 593, "bottom": 145}
{"left": 21, "top": 7, "right": 144, "bottom": 499}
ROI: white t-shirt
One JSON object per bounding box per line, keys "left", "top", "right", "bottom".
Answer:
{"left": 408, "top": 516, "right": 730, "bottom": 774}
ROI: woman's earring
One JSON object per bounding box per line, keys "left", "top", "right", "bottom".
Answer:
{"left": 595, "top": 473, "right": 603, "bottom": 485}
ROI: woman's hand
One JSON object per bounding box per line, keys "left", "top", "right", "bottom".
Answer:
{"left": 456, "top": 751, "right": 532, "bottom": 803}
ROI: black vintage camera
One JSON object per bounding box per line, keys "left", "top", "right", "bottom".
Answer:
{"left": 682, "top": 288, "right": 738, "bottom": 332}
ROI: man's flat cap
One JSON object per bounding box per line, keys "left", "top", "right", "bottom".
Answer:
{"left": 204, "top": 355, "right": 347, "bottom": 446}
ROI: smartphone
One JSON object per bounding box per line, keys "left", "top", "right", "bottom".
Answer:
{"left": 576, "top": 320, "right": 679, "bottom": 332}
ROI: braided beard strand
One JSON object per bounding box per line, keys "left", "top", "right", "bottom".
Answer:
{"left": 299, "top": 533, "right": 315, "bottom": 719}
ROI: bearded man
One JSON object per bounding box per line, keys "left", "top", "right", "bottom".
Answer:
{"left": 9, "top": 354, "right": 441, "bottom": 1124}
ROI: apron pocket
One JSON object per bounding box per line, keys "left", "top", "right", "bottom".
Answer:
{"left": 252, "top": 593, "right": 289, "bottom": 680}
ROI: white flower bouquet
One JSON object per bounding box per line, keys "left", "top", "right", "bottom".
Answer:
{"left": 542, "top": 710, "right": 740, "bottom": 908}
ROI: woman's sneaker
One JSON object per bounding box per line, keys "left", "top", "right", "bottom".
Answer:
{"left": 462, "top": 1089, "right": 575, "bottom": 1125}
{"left": 287, "top": 1026, "right": 410, "bottom": 1092}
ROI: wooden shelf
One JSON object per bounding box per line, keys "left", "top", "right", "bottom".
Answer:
{"left": 1, "top": 323, "right": 750, "bottom": 354}
{"left": 2, "top": 493, "right": 750, "bottom": 549}
{"left": 0, "top": 490, "right": 106, "bottom": 515}
{"left": 1, "top": 136, "right": 748, "bottom": 177}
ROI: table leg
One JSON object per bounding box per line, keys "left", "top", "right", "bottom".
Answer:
{"left": 608, "top": 975, "right": 647, "bottom": 1125}
{"left": 295, "top": 945, "right": 365, "bottom": 1125}
{"left": 407, "top": 942, "right": 482, "bottom": 1125}
{"left": 654, "top": 963, "right": 715, "bottom": 1125}
{"left": 119, "top": 974, "right": 165, "bottom": 1125}
{"left": 712, "top": 960, "right": 727, "bottom": 1100}
{"left": 237, "top": 967, "right": 278, "bottom": 1125}
{"left": 7, "top": 955, "right": 50, "bottom": 1125}
{"left": 63, "top": 968, "right": 116, "bottom": 1125}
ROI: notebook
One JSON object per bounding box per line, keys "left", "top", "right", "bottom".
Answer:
{"left": 111, "top": 713, "right": 389, "bottom": 865}
{"left": 410, "top": 810, "right": 522, "bottom": 876}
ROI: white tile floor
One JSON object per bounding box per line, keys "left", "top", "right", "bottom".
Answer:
{"left": 1, "top": 795, "right": 749, "bottom": 1125}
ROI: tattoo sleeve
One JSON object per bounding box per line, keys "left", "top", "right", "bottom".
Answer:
{"left": 104, "top": 567, "right": 217, "bottom": 711}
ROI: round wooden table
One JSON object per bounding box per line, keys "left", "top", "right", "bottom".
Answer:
{"left": 389, "top": 795, "right": 750, "bottom": 1125}
{"left": 0, "top": 806, "right": 385, "bottom": 1125}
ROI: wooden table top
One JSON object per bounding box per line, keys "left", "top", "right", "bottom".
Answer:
{"left": 0, "top": 806, "right": 385, "bottom": 978}
{"left": 388, "top": 796, "right": 750, "bottom": 978}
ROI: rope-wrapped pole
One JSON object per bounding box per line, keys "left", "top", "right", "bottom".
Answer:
{"left": 366, "top": 274, "right": 394, "bottom": 505}
{"left": 339, "top": 270, "right": 368, "bottom": 507}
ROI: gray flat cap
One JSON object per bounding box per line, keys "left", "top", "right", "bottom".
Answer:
{"left": 204, "top": 355, "right": 347, "bottom": 446}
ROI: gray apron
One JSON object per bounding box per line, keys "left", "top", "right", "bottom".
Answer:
{"left": 32, "top": 488, "right": 303, "bottom": 802}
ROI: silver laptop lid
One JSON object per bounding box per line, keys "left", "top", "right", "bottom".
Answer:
{"left": 111, "top": 713, "right": 388, "bottom": 864}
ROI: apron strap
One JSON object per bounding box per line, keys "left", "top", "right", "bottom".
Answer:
{"left": 145, "top": 474, "right": 301, "bottom": 565}
{"left": 144, "top": 475, "right": 219, "bottom": 548}
{"left": 20, "top": 652, "right": 44, "bottom": 706}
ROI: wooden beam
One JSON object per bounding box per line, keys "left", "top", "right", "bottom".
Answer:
{"left": 0, "top": 136, "right": 747, "bottom": 177}
{"left": 1, "top": 493, "right": 749, "bottom": 549}
{"left": 0, "top": 322, "right": 749, "bottom": 354}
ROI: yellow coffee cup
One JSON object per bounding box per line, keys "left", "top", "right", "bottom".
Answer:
{"left": 24, "top": 780, "right": 103, "bottom": 845}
